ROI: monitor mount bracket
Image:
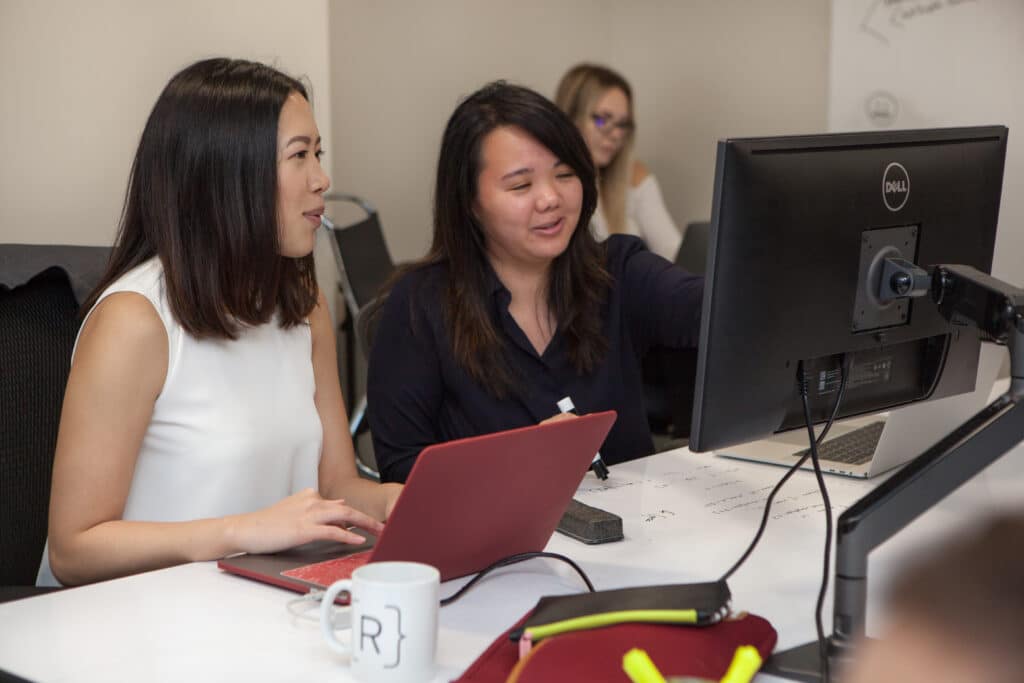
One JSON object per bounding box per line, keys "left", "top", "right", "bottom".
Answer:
{"left": 764, "top": 261, "right": 1024, "bottom": 682}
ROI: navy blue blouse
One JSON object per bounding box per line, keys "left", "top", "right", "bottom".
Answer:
{"left": 366, "top": 235, "right": 704, "bottom": 483}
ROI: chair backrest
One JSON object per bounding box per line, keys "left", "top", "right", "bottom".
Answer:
{"left": 324, "top": 194, "right": 396, "bottom": 316}
{"left": 0, "top": 243, "right": 111, "bottom": 304}
{"left": 0, "top": 244, "right": 110, "bottom": 585}
{"left": 675, "top": 221, "right": 710, "bottom": 275}
{"left": 0, "top": 269, "right": 81, "bottom": 584}
{"left": 323, "top": 196, "right": 395, "bottom": 480}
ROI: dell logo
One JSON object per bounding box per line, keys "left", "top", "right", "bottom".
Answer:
{"left": 882, "top": 162, "right": 910, "bottom": 212}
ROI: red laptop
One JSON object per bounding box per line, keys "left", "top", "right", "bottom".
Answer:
{"left": 218, "top": 411, "right": 616, "bottom": 593}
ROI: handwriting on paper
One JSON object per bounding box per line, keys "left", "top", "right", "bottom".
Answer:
{"left": 576, "top": 455, "right": 867, "bottom": 524}
{"left": 641, "top": 510, "right": 677, "bottom": 523}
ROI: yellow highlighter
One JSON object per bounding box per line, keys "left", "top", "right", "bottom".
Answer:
{"left": 623, "top": 648, "right": 668, "bottom": 683}
{"left": 719, "top": 645, "right": 763, "bottom": 683}
{"left": 623, "top": 646, "right": 763, "bottom": 683}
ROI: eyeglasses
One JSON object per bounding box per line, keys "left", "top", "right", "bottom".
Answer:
{"left": 589, "top": 113, "right": 635, "bottom": 135}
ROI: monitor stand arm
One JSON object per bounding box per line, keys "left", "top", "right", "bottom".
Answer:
{"left": 763, "top": 264, "right": 1024, "bottom": 682}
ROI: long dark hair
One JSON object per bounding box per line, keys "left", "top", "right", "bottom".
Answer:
{"left": 369, "top": 81, "right": 611, "bottom": 397}
{"left": 84, "top": 58, "right": 318, "bottom": 338}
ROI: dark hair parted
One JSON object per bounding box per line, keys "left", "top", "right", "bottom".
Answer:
{"left": 369, "top": 81, "right": 611, "bottom": 397}
{"left": 84, "top": 58, "right": 318, "bottom": 338}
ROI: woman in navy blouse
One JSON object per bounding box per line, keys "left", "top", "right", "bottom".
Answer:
{"left": 366, "top": 82, "right": 703, "bottom": 483}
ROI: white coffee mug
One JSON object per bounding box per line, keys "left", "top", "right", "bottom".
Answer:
{"left": 320, "top": 561, "right": 440, "bottom": 682}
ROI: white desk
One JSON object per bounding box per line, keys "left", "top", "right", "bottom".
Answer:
{"left": 2, "top": 444, "right": 1022, "bottom": 682}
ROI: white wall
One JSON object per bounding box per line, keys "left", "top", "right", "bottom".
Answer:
{"left": 1, "top": 1, "right": 831, "bottom": 316}
{"left": 829, "top": 0, "right": 1024, "bottom": 286}
{"left": 327, "top": 1, "right": 831, "bottom": 261}
{"left": 606, "top": 1, "right": 832, "bottom": 243}
{"left": 0, "top": 0, "right": 337, "bottom": 305}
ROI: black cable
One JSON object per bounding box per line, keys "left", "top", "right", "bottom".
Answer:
{"left": 799, "top": 360, "right": 834, "bottom": 683}
{"left": 719, "top": 355, "right": 851, "bottom": 582}
{"left": 439, "top": 551, "right": 595, "bottom": 607}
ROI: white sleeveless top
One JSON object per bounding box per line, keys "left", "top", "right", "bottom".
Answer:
{"left": 589, "top": 174, "right": 683, "bottom": 262}
{"left": 37, "top": 258, "right": 322, "bottom": 586}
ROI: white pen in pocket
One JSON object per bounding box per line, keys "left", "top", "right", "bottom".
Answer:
{"left": 557, "top": 396, "right": 610, "bottom": 480}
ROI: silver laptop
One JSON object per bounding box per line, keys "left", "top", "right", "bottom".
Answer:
{"left": 715, "top": 344, "right": 1004, "bottom": 478}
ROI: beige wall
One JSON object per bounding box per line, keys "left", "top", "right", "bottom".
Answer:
{"left": 0, "top": 0, "right": 332, "bottom": 247}
{"left": 0, "top": 0, "right": 337, "bottom": 305}
{"left": 1, "top": 1, "right": 830, "bottom": 311}
{"left": 327, "top": 0, "right": 831, "bottom": 261}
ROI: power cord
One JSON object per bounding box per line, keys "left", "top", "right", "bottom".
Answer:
{"left": 289, "top": 551, "right": 595, "bottom": 622}
{"left": 798, "top": 359, "right": 835, "bottom": 683}
{"left": 440, "top": 551, "right": 595, "bottom": 606}
{"left": 287, "top": 588, "right": 327, "bottom": 623}
{"left": 718, "top": 354, "right": 851, "bottom": 583}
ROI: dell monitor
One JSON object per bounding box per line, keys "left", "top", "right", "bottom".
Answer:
{"left": 690, "top": 126, "right": 1007, "bottom": 453}
{"left": 688, "top": 126, "right": 1018, "bottom": 680}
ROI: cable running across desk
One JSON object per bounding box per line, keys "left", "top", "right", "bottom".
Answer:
{"left": 718, "top": 354, "right": 851, "bottom": 583}
{"left": 293, "top": 551, "right": 595, "bottom": 620}
{"left": 440, "top": 551, "right": 595, "bottom": 606}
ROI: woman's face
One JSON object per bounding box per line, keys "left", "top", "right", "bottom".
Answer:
{"left": 473, "top": 125, "right": 583, "bottom": 273}
{"left": 276, "top": 91, "right": 331, "bottom": 258}
{"left": 579, "top": 86, "right": 633, "bottom": 169}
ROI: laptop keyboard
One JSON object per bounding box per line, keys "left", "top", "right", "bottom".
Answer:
{"left": 280, "top": 550, "right": 372, "bottom": 588}
{"left": 792, "top": 421, "right": 886, "bottom": 466}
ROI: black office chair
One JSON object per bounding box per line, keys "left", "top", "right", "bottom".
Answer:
{"left": 0, "top": 244, "right": 110, "bottom": 602}
{"left": 643, "top": 221, "right": 710, "bottom": 443}
{"left": 323, "top": 194, "right": 397, "bottom": 480}
{"left": 675, "top": 221, "right": 710, "bottom": 275}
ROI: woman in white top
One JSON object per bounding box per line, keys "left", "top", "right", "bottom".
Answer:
{"left": 41, "top": 58, "right": 401, "bottom": 587}
{"left": 554, "top": 64, "right": 682, "bottom": 261}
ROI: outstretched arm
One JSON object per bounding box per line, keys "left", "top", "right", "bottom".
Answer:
{"left": 618, "top": 237, "right": 704, "bottom": 354}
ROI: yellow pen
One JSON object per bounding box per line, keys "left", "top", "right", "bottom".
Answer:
{"left": 624, "top": 644, "right": 763, "bottom": 683}
{"left": 623, "top": 648, "right": 667, "bottom": 683}
{"left": 720, "top": 645, "right": 763, "bottom": 683}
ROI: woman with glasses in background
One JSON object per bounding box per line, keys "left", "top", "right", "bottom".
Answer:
{"left": 555, "top": 64, "right": 682, "bottom": 261}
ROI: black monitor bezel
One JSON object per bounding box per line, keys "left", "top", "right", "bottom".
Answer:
{"left": 689, "top": 126, "right": 1008, "bottom": 452}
